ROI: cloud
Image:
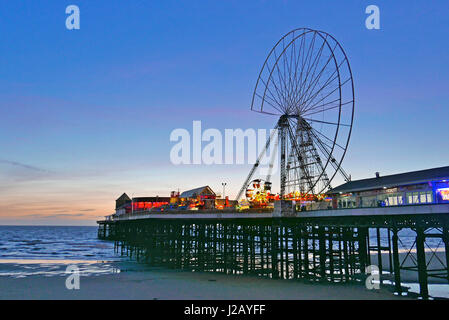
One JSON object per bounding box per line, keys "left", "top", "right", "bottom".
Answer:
{"left": 18, "top": 213, "right": 87, "bottom": 219}
{"left": 0, "top": 159, "right": 49, "bottom": 173}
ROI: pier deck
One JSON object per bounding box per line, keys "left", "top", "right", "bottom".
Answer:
{"left": 98, "top": 203, "right": 449, "bottom": 223}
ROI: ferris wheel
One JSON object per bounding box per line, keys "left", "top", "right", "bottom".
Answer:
{"left": 237, "top": 28, "right": 354, "bottom": 200}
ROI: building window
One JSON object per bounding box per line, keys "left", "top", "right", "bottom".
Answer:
{"left": 337, "top": 195, "right": 356, "bottom": 208}
{"left": 406, "top": 191, "right": 433, "bottom": 204}
{"left": 425, "top": 191, "right": 433, "bottom": 203}
{"left": 377, "top": 193, "right": 404, "bottom": 207}
{"left": 420, "top": 193, "right": 426, "bottom": 203}
{"left": 361, "top": 196, "right": 377, "bottom": 208}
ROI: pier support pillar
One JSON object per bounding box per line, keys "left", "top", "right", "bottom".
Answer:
{"left": 443, "top": 227, "right": 449, "bottom": 284}
{"left": 318, "top": 227, "right": 326, "bottom": 281}
{"left": 415, "top": 227, "right": 429, "bottom": 299}
{"left": 357, "top": 227, "right": 368, "bottom": 273}
{"left": 376, "top": 228, "right": 383, "bottom": 284}
{"left": 271, "top": 223, "right": 279, "bottom": 279}
{"left": 391, "top": 228, "right": 402, "bottom": 294}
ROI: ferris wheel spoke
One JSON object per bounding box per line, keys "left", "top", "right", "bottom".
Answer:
{"left": 283, "top": 37, "right": 296, "bottom": 109}
{"left": 289, "top": 33, "right": 309, "bottom": 114}
{"left": 314, "top": 136, "right": 349, "bottom": 183}
{"left": 310, "top": 128, "right": 339, "bottom": 152}
{"left": 255, "top": 92, "right": 284, "bottom": 114}
{"left": 309, "top": 129, "right": 350, "bottom": 182}
{"left": 293, "top": 33, "right": 319, "bottom": 113}
{"left": 297, "top": 42, "right": 339, "bottom": 110}
{"left": 272, "top": 48, "right": 292, "bottom": 111}
{"left": 258, "top": 76, "right": 286, "bottom": 112}
{"left": 300, "top": 70, "right": 340, "bottom": 112}
{"left": 310, "top": 127, "right": 346, "bottom": 150}
{"left": 303, "top": 98, "right": 340, "bottom": 115}
{"left": 299, "top": 53, "right": 344, "bottom": 112}
{"left": 304, "top": 118, "right": 350, "bottom": 127}
{"left": 280, "top": 32, "right": 316, "bottom": 115}
{"left": 304, "top": 76, "right": 352, "bottom": 113}
{"left": 264, "top": 61, "right": 289, "bottom": 110}
{"left": 289, "top": 33, "right": 301, "bottom": 113}
{"left": 281, "top": 38, "right": 290, "bottom": 106}
{"left": 306, "top": 124, "right": 336, "bottom": 157}
{"left": 292, "top": 32, "right": 318, "bottom": 114}
{"left": 302, "top": 75, "right": 345, "bottom": 113}
{"left": 292, "top": 36, "right": 327, "bottom": 113}
{"left": 303, "top": 101, "right": 340, "bottom": 118}
{"left": 286, "top": 34, "right": 305, "bottom": 114}
{"left": 284, "top": 48, "right": 295, "bottom": 113}
{"left": 309, "top": 132, "right": 336, "bottom": 170}
{"left": 251, "top": 109, "right": 280, "bottom": 116}
{"left": 290, "top": 40, "right": 303, "bottom": 114}
{"left": 304, "top": 99, "right": 353, "bottom": 117}
{"left": 295, "top": 34, "right": 306, "bottom": 99}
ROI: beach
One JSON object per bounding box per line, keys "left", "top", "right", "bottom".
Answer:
{"left": 0, "top": 263, "right": 403, "bottom": 300}
{"left": 0, "top": 226, "right": 447, "bottom": 300}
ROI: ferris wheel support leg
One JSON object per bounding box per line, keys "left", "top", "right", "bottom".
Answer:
{"left": 286, "top": 123, "right": 316, "bottom": 193}
{"left": 235, "top": 124, "right": 279, "bottom": 201}
{"left": 279, "top": 123, "right": 287, "bottom": 198}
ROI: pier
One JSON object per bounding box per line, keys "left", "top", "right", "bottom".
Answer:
{"left": 98, "top": 204, "right": 449, "bottom": 299}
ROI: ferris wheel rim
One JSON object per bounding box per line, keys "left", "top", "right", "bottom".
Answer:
{"left": 250, "top": 28, "right": 355, "bottom": 196}
{"left": 262, "top": 30, "right": 344, "bottom": 195}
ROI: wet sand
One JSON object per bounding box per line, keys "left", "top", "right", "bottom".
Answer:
{"left": 369, "top": 251, "right": 448, "bottom": 284}
{"left": 0, "top": 265, "right": 404, "bottom": 300}
{"left": 1, "top": 250, "right": 447, "bottom": 300}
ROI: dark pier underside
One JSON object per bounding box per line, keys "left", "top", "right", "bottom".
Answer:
{"left": 98, "top": 212, "right": 449, "bottom": 299}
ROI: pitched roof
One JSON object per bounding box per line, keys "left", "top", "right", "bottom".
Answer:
{"left": 328, "top": 166, "right": 449, "bottom": 194}
{"left": 180, "top": 186, "right": 215, "bottom": 198}
{"left": 116, "top": 193, "right": 131, "bottom": 202}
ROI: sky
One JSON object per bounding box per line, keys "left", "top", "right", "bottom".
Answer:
{"left": 0, "top": 0, "right": 448, "bottom": 225}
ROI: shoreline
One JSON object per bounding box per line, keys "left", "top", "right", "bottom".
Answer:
{"left": 0, "top": 250, "right": 447, "bottom": 299}
{"left": 0, "top": 264, "right": 405, "bottom": 300}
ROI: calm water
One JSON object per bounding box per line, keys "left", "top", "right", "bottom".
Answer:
{"left": 0, "top": 226, "right": 443, "bottom": 267}
{"left": 0, "top": 226, "right": 122, "bottom": 277}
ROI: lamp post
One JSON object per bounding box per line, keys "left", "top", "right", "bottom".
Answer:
{"left": 222, "top": 182, "right": 227, "bottom": 199}
{"left": 131, "top": 193, "right": 134, "bottom": 215}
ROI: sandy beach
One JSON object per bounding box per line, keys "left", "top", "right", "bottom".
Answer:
{"left": 1, "top": 250, "right": 448, "bottom": 300}
{"left": 0, "top": 265, "right": 404, "bottom": 300}
{"left": 0, "top": 225, "right": 447, "bottom": 300}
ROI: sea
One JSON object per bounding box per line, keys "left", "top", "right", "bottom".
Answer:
{"left": 0, "top": 225, "right": 447, "bottom": 298}
{"left": 0, "top": 226, "right": 122, "bottom": 278}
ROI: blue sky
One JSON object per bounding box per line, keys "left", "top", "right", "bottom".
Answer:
{"left": 0, "top": 0, "right": 448, "bottom": 225}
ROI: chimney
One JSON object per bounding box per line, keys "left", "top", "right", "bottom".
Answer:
{"left": 375, "top": 172, "right": 380, "bottom": 178}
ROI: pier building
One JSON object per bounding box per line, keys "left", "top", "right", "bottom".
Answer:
{"left": 328, "top": 166, "right": 449, "bottom": 209}
{"left": 179, "top": 186, "right": 216, "bottom": 210}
